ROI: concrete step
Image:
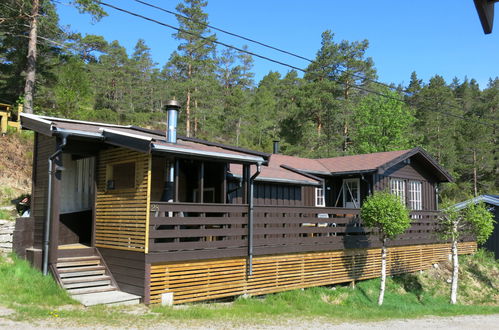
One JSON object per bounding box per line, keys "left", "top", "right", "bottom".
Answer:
{"left": 63, "top": 279, "right": 111, "bottom": 289}
{"left": 67, "top": 285, "right": 117, "bottom": 295}
{"left": 71, "top": 291, "right": 141, "bottom": 307}
{"left": 56, "top": 258, "right": 101, "bottom": 268}
{"left": 61, "top": 275, "right": 110, "bottom": 284}
{"left": 59, "top": 266, "right": 106, "bottom": 278}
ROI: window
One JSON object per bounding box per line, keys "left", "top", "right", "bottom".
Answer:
{"left": 107, "top": 162, "right": 136, "bottom": 190}
{"left": 315, "top": 187, "right": 325, "bottom": 207}
{"left": 409, "top": 180, "right": 422, "bottom": 210}
{"left": 390, "top": 178, "right": 406, "bottom": 203}
{"left": 342, "top": 178, "right": 360, "bottom": 208}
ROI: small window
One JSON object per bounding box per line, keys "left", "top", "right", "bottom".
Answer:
{"left": 409, "top": 180, "right": 422, "bottom": 210}
{"left": 315, "top": 187, "right": 325, "bottom": 207}
{"left": 107, "top": 162, "right": 136, "bottom": 190}
{"left": 390, "top": 178, "right": 406, "bottom": 203}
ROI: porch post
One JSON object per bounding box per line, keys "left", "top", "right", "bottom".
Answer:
{"left": 48, "top": 153, "right": 61, "bottom": 266}
{"left": 199, "top": 162, "right": 204, "bottom": 203}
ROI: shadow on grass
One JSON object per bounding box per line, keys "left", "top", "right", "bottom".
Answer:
{"left": 466, "top": 264, "right": 495, "bottom": 289}
{"left": 392, "top": 274, "right": 424, "bottom": 303}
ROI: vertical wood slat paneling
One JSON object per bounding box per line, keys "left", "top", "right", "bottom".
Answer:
{"left": 95, "top": 148, "right": 150, "bottom": 251}
{"left": 32, "top": 133, "right": 56, "bottom": 249}
{"left": 149, "top": 242, "right": 476, "bottom": 305}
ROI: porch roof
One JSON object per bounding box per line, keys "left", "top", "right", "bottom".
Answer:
{"left": 20, "top": 114, "right": 268, "bottom": 164}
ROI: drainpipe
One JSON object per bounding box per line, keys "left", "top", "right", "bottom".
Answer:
{"left": 43, "top": 133, "right": 68, "bottom": 276}
{"left": 247, "top": 163, "right": 261, "bottom": 277}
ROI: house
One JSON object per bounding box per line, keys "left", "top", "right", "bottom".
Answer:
{"left": 13, "top": 101, "right": 476, "bottom": 305}
{"left": 454, "top": 195, "right": 499, "bottom": 258}
{"left": 229, "top": 145, "right": 452, "bottom": 212}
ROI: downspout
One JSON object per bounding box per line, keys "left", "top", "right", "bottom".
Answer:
{"left": 43, "top": 133, "right": 68, "bottom": 276}
{"left": 247, "top": 163, "right": 261, "bottom": 277}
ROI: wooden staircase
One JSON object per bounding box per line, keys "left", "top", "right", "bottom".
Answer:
{"left": 52, "top": 247, "right": 141, "bottom": 306}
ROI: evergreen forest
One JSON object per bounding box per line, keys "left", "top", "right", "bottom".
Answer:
{"left": 1, "top": 0, "right": 497, "bottom": 201}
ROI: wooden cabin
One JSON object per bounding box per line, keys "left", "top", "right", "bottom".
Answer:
{"left": 13, "top": 108, "right": 476, "bottom": 306}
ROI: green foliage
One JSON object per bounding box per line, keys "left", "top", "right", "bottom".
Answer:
{"left": 439, "top": 202, "right": 495, "bottom": 244}
{"left": 360, "top": 192, "right": 411, "bottom": 240}
{"left": 463, "top": 203, "right": 495, "bottom": 244}
{"left": 352, "top": 87, "right": 415, "bottom": 153}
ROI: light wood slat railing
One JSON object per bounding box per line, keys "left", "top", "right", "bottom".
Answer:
{"left": 148, "top": 202, "right": 458, "bottom": 259}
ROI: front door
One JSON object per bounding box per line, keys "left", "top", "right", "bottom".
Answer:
{"left": 342, "top": 178, "right": 360, "bottom": 208}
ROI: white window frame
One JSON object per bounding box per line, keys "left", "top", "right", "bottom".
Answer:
{"left": 390, "top": 178, "right": 406, "bottom": 204}
{"left": 408, "top": 180, "right": 422, "bottom": 210}
{"left": 315, "top": 186, "right": 325, "bottom": 207}
{"left": 342, "top": 178, "right": 360, "bottom": 208}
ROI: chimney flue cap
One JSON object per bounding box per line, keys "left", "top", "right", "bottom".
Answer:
{"left": 165, "top": 99, "right": 181, "bottom": 110}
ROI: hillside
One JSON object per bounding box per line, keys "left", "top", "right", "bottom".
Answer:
{"left": 0, "top": 132, "right": 33, "bottom": 206}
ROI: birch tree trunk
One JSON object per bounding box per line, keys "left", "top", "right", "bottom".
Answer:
{"left": 450, "top": 237, "right": 459, "bottom": 304}
{"left": 378, "top": 238, "right": 387, "bottom": 305}
{"left": 23, "top": 0, "right": 40, "bottom": 114}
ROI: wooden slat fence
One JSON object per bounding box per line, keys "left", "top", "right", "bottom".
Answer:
{"left": 148, "top": 202, "right": 450, "bottom": 259}
{"left": 149, "top": 241, "right": 477, "bottom": 304}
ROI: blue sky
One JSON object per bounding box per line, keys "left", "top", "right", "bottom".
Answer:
{"left": 56, "top": 0, "right": 499, "bottom": 89}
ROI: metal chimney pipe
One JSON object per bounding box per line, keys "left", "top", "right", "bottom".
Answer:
{"left": 273, "top": 140, "right": 280, "bottom": 154}
{"left": 165, "top": 100, "right": 180, "bottom": 143}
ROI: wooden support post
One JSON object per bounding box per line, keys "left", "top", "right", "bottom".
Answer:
{"left": 199, "top": 161, "right": 204, "bottom": 203}
{"left": 174, "top": 159, "right": 179, "bottom": 202}
{"left": 221, "top": 163, "right": 227, "bottom": 204}
{"left": 48, "top": 149, "right": 62, "bottom": 266}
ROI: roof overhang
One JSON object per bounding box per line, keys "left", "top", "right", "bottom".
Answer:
{"left": 229, "top": 174, "right": 320, "bottom": 186}
{"left": 454, "top": 195, "right": 499, "bottom": 210}
{"left": 152, "top": 143, "right": 264, "bottom": 164}
{"left": 21, "top": 114, "right": 266, "bottom": 164}
{"left": 377, "top": 147, "right": 453, "bottom": 182}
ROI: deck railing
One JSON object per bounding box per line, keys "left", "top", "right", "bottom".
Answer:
{"left": 148, "top": 202, "right": 444, "bottom": 260}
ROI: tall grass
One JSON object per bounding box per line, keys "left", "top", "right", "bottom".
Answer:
{"left": 0, "top": 254, "right": 74, "bottom": 308}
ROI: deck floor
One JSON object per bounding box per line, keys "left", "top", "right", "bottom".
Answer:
{"left": 58, "top": 243, "right": 90, "bottom": 250}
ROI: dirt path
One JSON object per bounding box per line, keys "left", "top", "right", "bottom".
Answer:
{"left": 0, "top": 313, "right": 498, "bottom": 329}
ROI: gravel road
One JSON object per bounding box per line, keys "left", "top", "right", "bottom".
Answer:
{"left": 0, "top": 313, "right": 498, "bottom": 330}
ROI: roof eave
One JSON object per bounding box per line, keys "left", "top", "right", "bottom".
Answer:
{"left": 152, "top": 143, "right": 265, "bottom": 164}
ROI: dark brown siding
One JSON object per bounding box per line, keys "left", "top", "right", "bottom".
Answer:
{"left": 32, "top": 133, "right": 56, "bottom": 248}
{"left": 230, "top": 182, "right": 306, "bottom": 206}
{"left": 98, "top": 247, "right": 146, "bottom": 297}
{"left": 374, "top": 160, "right": 437, "bottom": 211}
{"left": 483, "top": 205, "right": 499, "bottom": 259}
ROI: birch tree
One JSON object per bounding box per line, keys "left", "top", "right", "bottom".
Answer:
{"left": 438, "top": 202, "right": 495, "bottom": 304}
{"left": 360, "top": 192, "right": 411, "bottom": 305}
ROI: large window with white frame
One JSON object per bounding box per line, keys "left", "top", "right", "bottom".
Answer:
{"left": 390, "top": 178, "right": 406, "bottom": 204}
{"left": 408, "top": 180, "right": 422, "bottom": 210}
{"left": 315, "top": 187, "right": 325, "bottom": 207}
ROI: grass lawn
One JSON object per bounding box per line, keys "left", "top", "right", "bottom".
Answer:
{"left": 0, "top": 251, "right": 497, "bottom": 327}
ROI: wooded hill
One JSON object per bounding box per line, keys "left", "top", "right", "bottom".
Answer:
{"left": 0, "top": 0, "right": 497, "bottom": 201}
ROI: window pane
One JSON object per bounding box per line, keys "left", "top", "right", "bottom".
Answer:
{"left": 113, "top": 162, "right": 136, "bottom": 189}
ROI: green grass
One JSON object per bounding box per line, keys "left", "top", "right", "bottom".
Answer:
{"left": 0, "top": 209, "right": 15, "bottom": 220}
{"left": 0, "top": 251, "right": 497, "bottom": 327}
{"left": 0, "top": 254, "right": 74, "bottom": 309}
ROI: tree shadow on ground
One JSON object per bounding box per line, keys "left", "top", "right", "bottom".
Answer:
{"left": 392, "top": 274, "right": 424, "bottom": 303}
